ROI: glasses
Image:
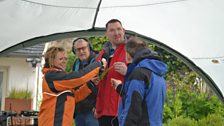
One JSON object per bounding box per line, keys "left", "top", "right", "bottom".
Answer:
{"left": 75, "top": 46, "right": 88, "bottom": 52}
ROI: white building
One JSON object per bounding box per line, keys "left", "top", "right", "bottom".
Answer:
{"left": 0, "top": 39, "right": 73, "bottom": 111}
{"left": 0, "top": 44, "right": 44, "bottom": 111}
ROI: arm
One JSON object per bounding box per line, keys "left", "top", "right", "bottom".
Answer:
{"left": 119, "top": 80, "right": 145, "bottom": 126}
{"left": 72, "top": 82, "right": 96, "bottom": 103}
{"left": 120, "top": 68, "right": 150, "bottom": 126}
{"left": 45, "top": 61, "right": 103, "bottom": 92}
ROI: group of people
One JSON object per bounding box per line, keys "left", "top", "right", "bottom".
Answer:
{"left": 38, "top": 19, "right": 168, "bottom": 126}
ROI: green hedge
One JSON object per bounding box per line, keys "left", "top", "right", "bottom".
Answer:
{"left": 198, "top": 114, "right": 224, "bottom": 126}
{"left": 164, "top": 116, "right": 197, "bottom": 126}
{"left": 164, "top": 114, "right": 224, "bottom": 126}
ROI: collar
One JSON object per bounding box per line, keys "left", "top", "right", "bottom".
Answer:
{"left": 42, "top": 67, "right": 63, "bottom": 74}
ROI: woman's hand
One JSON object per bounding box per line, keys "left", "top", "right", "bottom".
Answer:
{"left": 91, "top": 77, "right": 100, "bottom": 85}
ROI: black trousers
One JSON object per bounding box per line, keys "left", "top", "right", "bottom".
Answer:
{"left": 98, "top": 116, "right": 119, "bottom": 126}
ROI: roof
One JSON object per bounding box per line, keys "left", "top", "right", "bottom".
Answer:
{"left": 6, "top": 44, "right": 45, "bottom": 58}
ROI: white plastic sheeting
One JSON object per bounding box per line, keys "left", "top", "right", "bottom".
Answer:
{"left": 0, "top": 0, "right": 223, "bottom": 101}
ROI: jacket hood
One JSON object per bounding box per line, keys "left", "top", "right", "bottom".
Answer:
{"left": 133, "top": 48, "right": 167, "bottom": 76}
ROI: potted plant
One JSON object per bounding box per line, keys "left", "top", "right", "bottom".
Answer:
{"left": 4, "top": 88, "right": 34, "bottom": 125}
{"left": 5, "top": 88, "right": 33, "bottom": 114}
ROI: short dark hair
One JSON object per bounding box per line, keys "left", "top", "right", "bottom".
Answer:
{"left": 106, "top": 19, "right": 122, "bottom": 29}
{"left": 125, "top": 37, "right": 147, "bottom": 58}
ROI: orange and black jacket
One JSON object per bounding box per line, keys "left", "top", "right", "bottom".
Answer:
{"left": 38, "top": 61, "right": 102, "bottom": 126}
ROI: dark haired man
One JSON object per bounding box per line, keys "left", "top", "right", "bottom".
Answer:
{"left": 95, "top": 19, "right": 128, "bottom": 126}
{"left": 111, "top": 37, "right": 167, "bottom": 126}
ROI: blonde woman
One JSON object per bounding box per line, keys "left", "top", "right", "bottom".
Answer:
{"left": 38, "top": 47, "right": 105, "bottom": 126}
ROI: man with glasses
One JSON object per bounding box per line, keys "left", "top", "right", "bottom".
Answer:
{"left": 72, "top": 38, "right": 99, "bottom": 126}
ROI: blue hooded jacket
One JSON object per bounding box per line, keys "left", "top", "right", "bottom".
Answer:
{"left": 117, "top": 48, "right": 167, "bottom": 126}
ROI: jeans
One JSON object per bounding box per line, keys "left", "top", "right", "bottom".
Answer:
{"left": 75, "top": 111, "right": 99, "bottom": 126}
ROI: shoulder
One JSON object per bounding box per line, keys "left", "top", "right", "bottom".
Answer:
{"left": 96, "top": 49, "right": 106, "bottom": 61}
{"left": 73, "top": 58, "right": 80, "bottom": 65}
{"left": 103, "top": 41, "right": 112, "bottom": 48}
{"left": 128, "top": 67, "right": 151, "bottom": 86}
{"left": 89, "top": 53, "right": 96, "bottom": 63}
{"left": 73, "top": 59, "right": 80, "bottom": 69}
{"left": 45, "top": 70, "right": 67, "bottom": 82}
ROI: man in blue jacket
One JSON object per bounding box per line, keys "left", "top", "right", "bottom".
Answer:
{"left": 111, "top": 37, "right": 167, "bottom": 126}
